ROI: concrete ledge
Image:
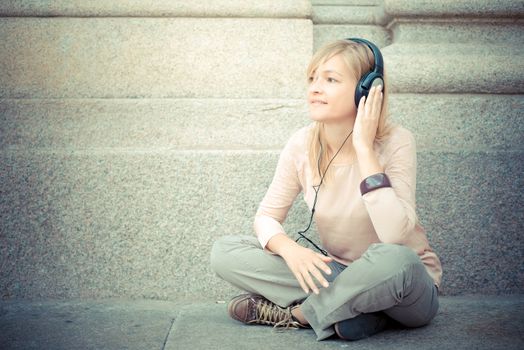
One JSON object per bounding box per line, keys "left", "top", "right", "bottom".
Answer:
{"left": 0, "top": 0, "right": 311, "bottom": 18}
{"left": 1, "top": 296, "right": 523, "bottom": 349}
{"left": 0, "top": 299, "right": 179, "bottom": 350}
{"left": 167, "top": 296, "right": 524, "bottom": 349}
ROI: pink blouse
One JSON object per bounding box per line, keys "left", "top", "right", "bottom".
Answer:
{"left": 254, "top": 124, "right": 442, "bottom": 287}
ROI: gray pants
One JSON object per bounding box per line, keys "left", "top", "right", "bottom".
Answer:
{"left": 210, "top": 235, "right": 439, "bottom": 340}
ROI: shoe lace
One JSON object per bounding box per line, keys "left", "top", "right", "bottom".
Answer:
{"left": 252, "top": 299, "right": 302, "bottom": 330}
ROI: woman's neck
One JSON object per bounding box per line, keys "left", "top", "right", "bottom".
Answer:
{"left": 322, "top": 121, "right": 355, "bottom": 158}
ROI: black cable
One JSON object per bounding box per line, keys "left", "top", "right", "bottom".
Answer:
{"left": 295, "top": 128, "right": 354, "bottom": 256}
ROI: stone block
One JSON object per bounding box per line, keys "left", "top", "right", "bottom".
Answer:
{"left": 0, "top": 98, "right": 309, "bottom": 150}
{"left": 391, "top": 21, "right": 523, "bottom": 45}
{"left": 0, "top": 0, "right": 311, "bottom": 18}
{"left": 416, "top": 151, "right": 524, "bottom": 295}
{"left": 0, "top": 149, "right": 310, "bottom": 300}
{"left": 4, "top": 94, "right": 521, "bottom": 153}
{"left": 384, "top": 0, "right": 524, "bottom": 18}
{"left": 383, "top": 43, "right": 524, "bottom": 93}
{"left": 1, "top": 147, "right": 522, "bottom": 299}
{"left": 313, "top": 5, "right": 389, "bottom": 25}
{"left": 387, "top": 94, "right": 524, "bottom": 152}
{"left": 314, "top": 25, "right": 390, "bottom": 51}
{"left": 313, "top": 0, "right": 382, "bottom": 5}
{"left": 0, "top": 18, "right": 312, "bottom": 99}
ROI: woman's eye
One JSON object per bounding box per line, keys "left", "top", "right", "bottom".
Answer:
{"left": 307, "top": 76, "right": 314, "bottom": 83}
{"left": 327, "top": 77, "right": 338, "bottom": 83}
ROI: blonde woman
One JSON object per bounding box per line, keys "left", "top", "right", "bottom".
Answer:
{"left": 210, "top": 38, "right": 442, "bottom": 341}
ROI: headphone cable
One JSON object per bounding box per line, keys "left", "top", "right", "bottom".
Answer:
{"left": 295, "top": 128, "right": 354, "bottom": 256}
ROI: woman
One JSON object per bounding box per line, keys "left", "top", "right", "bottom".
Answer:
{"left": 210, "top": 38, "right": 442, "bottom": 341}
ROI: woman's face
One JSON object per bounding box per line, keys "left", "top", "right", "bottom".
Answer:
{"left": 307, "top": 54, "right": 358, "bottom": 124}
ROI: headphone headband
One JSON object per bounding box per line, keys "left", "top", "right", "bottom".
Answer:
{"left": 345, "top": 37, "right": 384, "bottom": 106}
{"left": 346, "top": 37, "right": 384, "bottom": 76}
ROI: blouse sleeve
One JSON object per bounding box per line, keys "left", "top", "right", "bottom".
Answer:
{"left": 253, "top": 135, "right": 302, "bottom": 248}
{"left": 361, "top": 128, "right": 419, "bottom": 244}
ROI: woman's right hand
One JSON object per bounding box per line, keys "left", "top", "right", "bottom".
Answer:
{"left": 280, "top": 243, "right": 333, "bottom": 295}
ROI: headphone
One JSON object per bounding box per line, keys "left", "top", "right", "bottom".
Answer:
{"left": 346, "top": 38, "right": 384, "bottom": 107}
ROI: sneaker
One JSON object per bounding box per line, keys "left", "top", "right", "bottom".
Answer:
{"left": 227, "top": 293, "right": 305, "bottom": 329}
{"left": 334, "top": 312, "right": 389, "bottom": 341}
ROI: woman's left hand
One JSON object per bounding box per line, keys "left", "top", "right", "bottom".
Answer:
{"left": 352, "top": 85, "right": 383, "bottom": 153}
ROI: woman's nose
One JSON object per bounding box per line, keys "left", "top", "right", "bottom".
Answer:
{"left": 309, "top": 78, "right": 322, "bottom": 93}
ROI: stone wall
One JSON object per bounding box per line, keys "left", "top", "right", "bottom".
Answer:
{"left": 1, "top": 0, "right": 522, "bottom": 300}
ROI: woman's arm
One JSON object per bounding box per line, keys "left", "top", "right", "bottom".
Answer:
{"left": 254, "top": 129, "right": 333, "bottom": 294}
{"left": 359, "top": 133, "right": 419, "bottom": 244}
{"left": 353, "top": 85, "right": 418, "bottom": 244}
{"left": 253, "top": 134, "right": 302, "bottom": 248}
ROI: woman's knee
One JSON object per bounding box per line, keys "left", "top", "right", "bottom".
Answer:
{"left": 210, "top": 235, "right": 235, "bottom": 276}
{"left": 366, "top": 243, "right": 421, "bottom": 270}
{"left": 210, "top": 235, "right": 258, "bottom": 276}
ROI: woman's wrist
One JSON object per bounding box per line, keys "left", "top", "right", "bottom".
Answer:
{"left": 266, "top": 233, "right": 299, "bottom": 257}
{"left": 355, "top": 147, "right": 384, "bottom": 179}
{"left": 354, "top": 144, "right": 373, "bottom": 156}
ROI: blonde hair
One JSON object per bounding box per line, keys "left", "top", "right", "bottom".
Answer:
{"left": 307, "top": 40, "right": 393, "bottom": 182}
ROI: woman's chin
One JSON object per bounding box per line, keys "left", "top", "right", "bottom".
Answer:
{"left": 309, "top": 113, "right": 326, "bottom": 122}
{"left": 309, "top": 115, "right": 342, "bottom": 124}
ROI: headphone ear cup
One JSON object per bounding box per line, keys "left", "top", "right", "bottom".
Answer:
{"left": 354, "top": 72, "right": 384, "bottom": 107}
{"left": 354, "top": 72, "right": 371, "bottom": 107}
{"left": 354, "top": 82, "right": 364, "bottom": 107}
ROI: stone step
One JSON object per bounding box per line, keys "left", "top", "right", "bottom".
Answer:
{"left": 1, "top": 148, "right": 522, "bottom": 299}
{"left": 384, "top": 0, "right": 524, "bottom": 19}
{"left": 0, "top": 0, "right": 311, "bottom": 18}
{"left": 2, "top": 94, "right": 521, "bottom": 151}
{"left": 0, "top": 17, "right": 311, "bottom": 99}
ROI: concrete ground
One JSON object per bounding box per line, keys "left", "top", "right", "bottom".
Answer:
{"left": 0, "top": 295, "right": 523, "bottom": 350}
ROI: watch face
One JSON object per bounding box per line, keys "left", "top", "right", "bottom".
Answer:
{"left": 367, "top": 173, "right": 384, "bottom": 187}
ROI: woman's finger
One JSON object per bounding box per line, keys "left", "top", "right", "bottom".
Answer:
{"left": 309, "top": 263, "right": 330, "bottom": 288}
{"left": 293, "top": 269, "right": 309, "bottom": 294}
{"left": 314, "top": 254, "right": 333, "bottom": 274}
{"left": 372, "top": 85, "right": 383, "bottom": 116}
{"left": 300, "top": 265, "right": 320, "bottom": 294}
{"left": 365, "top": 86, "right": 376, "bottom": 116}
{"left": 357, "top": 95, "right": 366, "bottom": 113}
{"left": 319, "top": 255, "right": 333, "bottom": 263}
